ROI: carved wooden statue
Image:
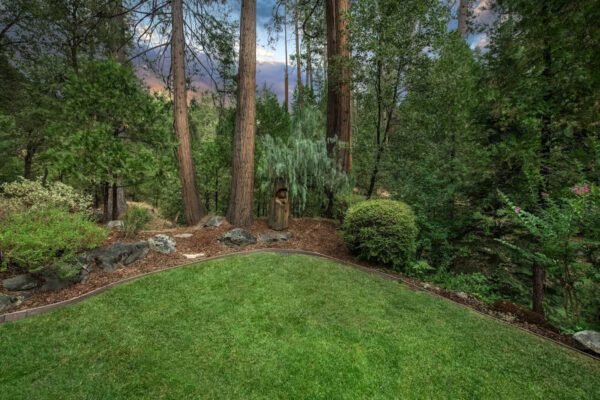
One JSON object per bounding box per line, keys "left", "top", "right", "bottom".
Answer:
{"left": 268, "top": 177, "right": 290, "bottom": 231}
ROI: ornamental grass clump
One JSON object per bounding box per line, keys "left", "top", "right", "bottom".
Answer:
{"left": 123, "top": 206, "right": 152, "bottom": 238}
{"left": 342, "top": 199, "right": 418, "bottom": 270}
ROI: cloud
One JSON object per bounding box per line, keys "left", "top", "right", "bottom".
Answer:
{"left": 256, "top": 47, "right": 278, "bottom": 63}
{"left": 474, "top": 0, "right": 495, "bottom": 26}
{"left": 471, "top": 34, "right": 490, "bottom": 50}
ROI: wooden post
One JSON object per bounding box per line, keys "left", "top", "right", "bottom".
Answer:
{"left": 268, "top": 177, "right": 290, "bottom": 231}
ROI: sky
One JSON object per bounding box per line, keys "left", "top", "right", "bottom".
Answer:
{"left": 139, "top": 0, "right": 493, "bottom": 101}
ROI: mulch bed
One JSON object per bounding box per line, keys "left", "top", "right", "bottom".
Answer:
{"left": 0, "top": 218, "right": 591, "bottom": 356}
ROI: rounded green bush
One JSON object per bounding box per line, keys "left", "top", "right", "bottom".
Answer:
{"left": 342, "top": 199, "right": 418, "bottom": 270}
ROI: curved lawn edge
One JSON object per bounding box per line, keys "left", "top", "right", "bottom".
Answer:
{"left": 1, "top": 248, "right": 597, "bottom": 362}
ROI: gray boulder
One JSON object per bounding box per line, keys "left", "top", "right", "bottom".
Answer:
{"left": 258, "top": 231, "right": 293, "bottom": 243}
{"left": 0, "top": 292, "right": 32, "bottom": 312}
{"left": 0, "top": 294, "right": 14, "bottom": 312}
{"left": 38, "top": 255, "right": 92, "bottom": 291}
{"left": 204, "top": 216, "right": 224, "bottom": 228}
{"left": 89, "top": 241, "right": 149, "bottom": 272}
{"left": 106, "top": 220, "right": 124, "bottom": 229}
{"left": 220, "top": 228, "right": 257, "bottom": 247}
{"left": 3, "top": 274, "right": 39, "bottom": 291}
{"left": 148, "top": 234, "right": 176, "bottom": 254}
{"left": 574, "top": 330, "right": 600, "bottom": 354}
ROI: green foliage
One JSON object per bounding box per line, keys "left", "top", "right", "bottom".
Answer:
{"left": 342, "top": 200, "right": 418, "bottom": 270}
{"left": 0, "top": 178, "right": 92, "bottom": 215}
{"left": 189, "top": 98, "right": 232, "bottom": 214}
{"left": 332, "top": 192, "right": 365, "bottom": 223}
{"left": 256, "top": 106, "right": 348, "bottom": 215}
{"left": 498, "top": 188, "right": 600, "bottom": 328}
{"left": 405, "top": 259, "right": 435, "bottom": 279}
{"left": 433, "top": 271, "right": 500, "bottom": 303}
{"left": 48, "top": 60, "right": 174, "bottom": 191}
{"left": 123, "top": 206, "right": 151, "bottom": 239}
{"left": 0, "top": 208, "right": 107, "bottom": 276}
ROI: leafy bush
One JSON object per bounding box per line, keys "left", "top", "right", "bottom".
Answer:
{"left": 123, "top": 206, "right": 151, "bottom": 238}
{"left": 432, "top": 271, "right": 500, "bottom": 303}
{"left": 342, "top": 200, "right": 418, "bottom": 270}
{"left": 0, "top": 208, "right": 107, "bottom": 277}
{"left": 0, "top": 178, "right": 92, "bottom": 215}
{"left": 333, "top": 192, "right": 365, "bottom": 223}
{"left": 498, "top": 187, "right": 600, "bottom": 328}
{"left": 406, "top": 260, "right": 435, "bottom": 278}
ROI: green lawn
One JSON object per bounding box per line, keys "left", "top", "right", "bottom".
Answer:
{"left": 0, "top": 253, "right": 598, "bottom": 399}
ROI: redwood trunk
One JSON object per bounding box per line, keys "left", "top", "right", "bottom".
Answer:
{"left": 335, "top": 0, "right": 351, "bottom": 172}
{"left": 171, "top": 0, "right": 203, "bottom": 225}
{"left": 325, "top": 0, "right": 337, "bottom": 158}
{"left": 227, "top": 0, "right": 256, "bottom": 227}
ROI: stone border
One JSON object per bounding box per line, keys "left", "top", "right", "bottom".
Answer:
{"left": 0, "top": 248, "right": 598, "bottom": 362}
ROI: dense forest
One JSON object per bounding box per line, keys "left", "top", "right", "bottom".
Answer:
{"left": 0, "top": 0, "right": 599, "bottom": 335}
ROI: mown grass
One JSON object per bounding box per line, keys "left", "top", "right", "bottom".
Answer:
{"left": 0, "top": 253, "right": 598, "bottom": 399}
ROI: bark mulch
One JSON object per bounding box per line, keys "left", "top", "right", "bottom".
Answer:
{"left": 0, "top": 218, "right": 592, "bottom": 357}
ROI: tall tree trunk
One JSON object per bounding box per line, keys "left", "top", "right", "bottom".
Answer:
{"left": 336, "top": 0, "right": 351, "bottom": 172}
{"left": 294, "top": 4, "right": 303, "bottom": 107}
{"left": 106, "top": 0, "right": 128, "bottom": 221}
{"left": 227, "top": 0, "right": 257, "bottom": 227}
{"left": 325, "top": 0, "right": 337, "bottom": 158}
{"left": 103, "top": 182, "right": 110, "bottom": 223}
{"left": 532, "top": 263, "right": 545, "bottom": 316}
{"left": 306, "top": 40, "right": 313, "bottom": 93}
{"left": 324, "top": 0, "right": 339, "bottom": 218}
{"left": 23, "top": 146, "right": 34, "bottom": 180}
{"left": 457, "top": 0, "right": 469, "bottom": 38}
{"left": 284, "top": 0, "right": 289, "bottom": 112}
{"left": 171, "top": 0, "right": 203, "bottom": 225}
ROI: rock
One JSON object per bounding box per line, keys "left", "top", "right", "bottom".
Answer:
{"left": 574, "top": 331, "right": 600, "bottom": 354}
{"left": 0, "top": 294, "right": 14, "bottom": 312}
{"left": 258, "top": 231, "right": 293, "bottom": 243}
{"left": 40, "top": 255, "right": 91, "bottom": 291}
{"left": 456, "top": 292, "right": 469, "bottom": 300}
{"left": 107, "top": 220, "right": 124, "bottom": 229}
{"left": 3, "top": 274, "right": 39, "bottom": 291}
{"left": 219, "top": 228, "right": 257, "bottom": 247}
{"left": 204, "top": 216, "right": 224, "bottom": 228}
{"left": 89, "top": 241, "right": 149, "bottom": 272}
{"left": 174, "top": 233, "right": 193, "bottom": 239}
{"left": 183, "top": 253, "right": 206, "bottom": 259}
{"left": 148, "top": 234, "right": 176, "bottom": 254}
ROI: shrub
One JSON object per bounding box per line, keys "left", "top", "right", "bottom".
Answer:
{"left": 342, "top": 199, "right": 418, "bottom": 270}
{"left": 432, "top": 271, "right": 500, "bottom": 303}
{"left": 333, "top": 192, "right": 365, "bottom": 223}
{"left": 0, "top": 178, "right": 92, "bottom": 215}
{"left": 123, "top": 206, "right": 152, "bottom": 238}
{"left": 0, "top": 208, "right": 107, "bottom": 277}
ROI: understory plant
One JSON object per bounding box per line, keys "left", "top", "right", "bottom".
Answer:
{"left": 256, "top": 106, "right": 348, "bottom": 216}
{"left": 123, "top": 206, "right": 152, "bottom": 238}
{"left": 0, "top": 178, "right": 92, "bottom": 215}
{"left": 0, "top": 208, "right": 107, "bottom": 277}
{"left": 497, "top": 186, "right": 600, "bottom": 328}
{"left": 342, "top": 199, "right": 418, "bottom": 270}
